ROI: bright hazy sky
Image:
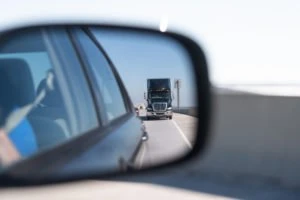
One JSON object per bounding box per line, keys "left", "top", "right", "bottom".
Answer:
{"left": 1, "top": 0, "right": 299, "bottom": 87}
{"left": 0, "top": 0, "right": 299, "bottom": 86}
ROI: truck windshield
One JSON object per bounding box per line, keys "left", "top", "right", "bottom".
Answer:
{"left": 148, "top": 79, "right": 170, "bottom": 90}
{"left": 150, "top": 91, "right": 169, "bottom": 99}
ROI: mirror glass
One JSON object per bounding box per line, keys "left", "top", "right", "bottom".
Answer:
{"left": 0, "top": 26, "right": 198, "bottom": 179}
{"left": 94, "top": 28, "right": 198, "bottom": 169}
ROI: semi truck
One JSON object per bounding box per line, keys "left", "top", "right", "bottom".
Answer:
{"left": 145, "top": 78, "right": 173, "bottom": 120}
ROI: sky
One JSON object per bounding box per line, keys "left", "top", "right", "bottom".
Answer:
{"left": 0, "top": 0, "right": 299, "bottom": 86}
{"left": 0, "top": 0, "right": 299, "bottom": 93}
{"left": 93, "top": 29, "right": 197, "bottom": 107}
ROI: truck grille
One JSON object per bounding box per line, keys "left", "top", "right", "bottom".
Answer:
{"left": 153, "top": 103, "right": 167, "bottom": 112}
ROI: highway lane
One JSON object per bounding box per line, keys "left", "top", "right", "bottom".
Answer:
{"left": 135, "top": 110, "right": 197, "bottom": 169}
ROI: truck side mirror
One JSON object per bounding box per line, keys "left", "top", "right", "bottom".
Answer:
{"left": 144, "top": 92, "right": 147, "bottom": 100}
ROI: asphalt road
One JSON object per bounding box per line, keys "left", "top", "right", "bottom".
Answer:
{"left": 135, "top": 110, "right": 197, "bottom": 169}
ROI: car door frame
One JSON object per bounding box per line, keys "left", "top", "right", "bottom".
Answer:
{"left": 68, "top": 26, "right": 136, "bottom": 125}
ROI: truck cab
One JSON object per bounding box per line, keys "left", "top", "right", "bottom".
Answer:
{"left": 146, "top": 78, "right": 173, "bottom": 120}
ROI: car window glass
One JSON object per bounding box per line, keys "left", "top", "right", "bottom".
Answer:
{"left": 48, "top": 28, "right": 98, "bottom": 134}
{"left": 75, "top": 29, "right": 127, "bottom": 122}
{"left": 0, "top": 28, "right": 98, "bottom": 169}
{"left": 0, "top": 52, "right": 52, "bottom": 90}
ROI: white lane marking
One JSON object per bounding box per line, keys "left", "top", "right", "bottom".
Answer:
{"left": 138, "top": 144, "right": 146, "bottom": 169}
{"left": 172, "top": 120, "right": 192, "bottom": 149}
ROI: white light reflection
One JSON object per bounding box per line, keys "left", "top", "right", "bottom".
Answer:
{"left": 159, "top": 15, "right": 168, "bottom": 32}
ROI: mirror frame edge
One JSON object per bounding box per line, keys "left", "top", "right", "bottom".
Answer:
{"left": 0, "top": 23, "right": 211, "bottom": 187}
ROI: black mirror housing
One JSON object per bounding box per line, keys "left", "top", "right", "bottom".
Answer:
{"left": 0, "top": 23, "right": 210, "bottom": 187}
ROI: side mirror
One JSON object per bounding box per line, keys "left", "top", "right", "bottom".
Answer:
{"left": 0, "top": 24, "right": 210, "bottom": 187}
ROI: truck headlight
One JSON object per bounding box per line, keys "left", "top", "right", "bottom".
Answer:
{"left": 167, "top": 107, "right": 172, "bottom": 110}
{"left": 147, "top": 107, "right": 153, "bottom": 111}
